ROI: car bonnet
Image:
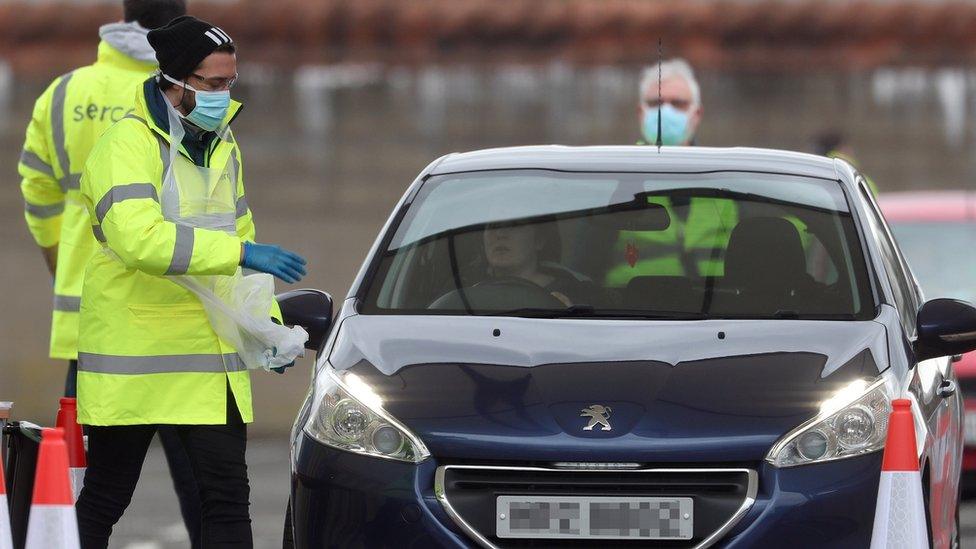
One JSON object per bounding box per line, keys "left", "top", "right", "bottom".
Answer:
{"left": 327, "top": 315, "right": 887, "bottom": 378}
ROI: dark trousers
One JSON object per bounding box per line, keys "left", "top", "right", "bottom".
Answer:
{"left": 66, "top": 361, "right": 202, "bottom": 547}
{"left": 65, "top": 359, "right": 78, "bottom": 397}
{"left": 159, "top": 427, "right": 204, "bottom": 549}
{"left": 75, "top": 387, "right": 251, "bottom": 549}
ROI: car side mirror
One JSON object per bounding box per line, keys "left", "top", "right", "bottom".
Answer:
{"left": 915, "top": 298, "right": 976, "bottom": 361}
{"left": 276, "top": 289, "right": 334, "bottom": 354}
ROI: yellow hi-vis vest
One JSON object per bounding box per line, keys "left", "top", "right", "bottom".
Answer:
{"left": 18, "top": 41, "right": 156, "bottom": 360}
{"left": 605, "top": 196, "right": 739, "bottom": 287}
{"left": 77, "top": 81, "right": 260, "bottom": 426}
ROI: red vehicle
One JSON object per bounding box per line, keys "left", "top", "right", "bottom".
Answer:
{"left": 880, "top": 190, "right": 976, "bottom": 494}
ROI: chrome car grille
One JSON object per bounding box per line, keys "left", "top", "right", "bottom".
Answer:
{"left": 434, "top": 465, "right": 757, "bottom": 549}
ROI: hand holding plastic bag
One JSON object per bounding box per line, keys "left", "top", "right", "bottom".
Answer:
{"left": 270, "top": 318, "right": 296, "bottom": 374}
{"left": 176, "top": 271, "right": 308, "bottom": 371}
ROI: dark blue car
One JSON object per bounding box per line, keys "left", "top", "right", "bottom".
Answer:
{"left": 280, "top": 146, "right": 967, "bottom": 548}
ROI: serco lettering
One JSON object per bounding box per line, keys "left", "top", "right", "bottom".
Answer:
{"left": 72, "top": 104, "right": 135, "bottom": 123}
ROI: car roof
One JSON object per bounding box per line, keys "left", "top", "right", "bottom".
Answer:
{"left": 428, "top": 145, "right": 842, "bottom": 181}
{"left": 878, "top": 190, "right": 976, "bottom": 222}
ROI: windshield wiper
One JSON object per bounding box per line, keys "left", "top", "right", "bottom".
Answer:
{"left": 772, "top": 311, "right": 861, "bottom": 320}
{"left": 710, "top": 311, "right": 861, "bottom": 320}
{"left": 483, "top": 306, "right": 708, "bottom": 320}
{"left": 484, "top": 305, "right": 596, "bottom": 318}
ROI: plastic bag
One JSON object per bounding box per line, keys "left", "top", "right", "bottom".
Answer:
{"left": 177, "top": 272, "right": 308, "bottom": 370}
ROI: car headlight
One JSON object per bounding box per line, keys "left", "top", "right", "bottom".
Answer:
{"left": 303, "top": 366, "right": 430, "bottom": 463}
{"left": 766, "top": 377, "right": 892, "bottom": 467}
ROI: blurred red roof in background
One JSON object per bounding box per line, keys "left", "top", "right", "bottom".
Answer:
{"left": 4, "top": 0, "right": 976, "bottom": 75}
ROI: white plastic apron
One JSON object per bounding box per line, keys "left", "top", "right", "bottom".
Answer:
{"left": 158, "top": 90, "right": 307, "bottom": 371}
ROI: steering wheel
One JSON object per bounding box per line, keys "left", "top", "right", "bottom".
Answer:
{"left": 428, "top": 276, "right": 566, "bottom": 310}
{"left": 473, "top": 276, "right": 566, "bottom": 306}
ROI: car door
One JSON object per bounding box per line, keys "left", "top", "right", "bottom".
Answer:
{"left": 858, "top": 179, "right": 963, "bottom": 546}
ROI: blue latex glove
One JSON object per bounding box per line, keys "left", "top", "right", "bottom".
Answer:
{"left": 268, "top": 324, "right": 296, "bottom": 374}
{"left": 272, "top": 362, "right": 294, "bottom": 374}
{"left": 241, "top": 242, "right": 307, "bottom": 283}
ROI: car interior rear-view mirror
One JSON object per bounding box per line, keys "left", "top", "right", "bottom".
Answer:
{"left": 593, "top": 199, "right": 671, "bottom": 232}
{"left": 915, "top": 298, "right": 976, "bottom": 361}
{"left": 276, "top": 289, "right": 334, "bottom": 354}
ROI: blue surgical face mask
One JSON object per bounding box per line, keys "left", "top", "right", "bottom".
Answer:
{"left": 641, "top": 103, "right": 691, "bottom": 146}
{"left": 162, "top": 73, "right": 231, "bottom": 132}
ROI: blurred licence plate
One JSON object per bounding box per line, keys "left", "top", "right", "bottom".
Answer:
{"left": 965, "top": 411, "right": 976, "bottom": 446}
{"left": 496, "top": 495, "right": 693, "bottom": 540}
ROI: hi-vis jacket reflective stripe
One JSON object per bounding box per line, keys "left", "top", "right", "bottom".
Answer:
{"left": 77, "top": 81, "right": 259, "bottom": 426}
{"left": 18, "top": 41, "right": 156, "bottom": 360}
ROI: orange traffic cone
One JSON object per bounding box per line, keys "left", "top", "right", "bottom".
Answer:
{"left": 55, "top": 398, "right": 86, "bottom": 502}
{"left": 24, "top": 428, "right": 80, "bottom": 549}
{"left": 0, "top": 450, "right": 12, "bottom": 549}
{"left": 870, "top": 398, "right": 928, "bottom": 548}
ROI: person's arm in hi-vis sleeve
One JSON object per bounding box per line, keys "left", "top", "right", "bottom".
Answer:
{"left": 19, "top": 81, "right": 65, "bottom": 274}
{"left": 82, "top": 121, "right": 241, "bottom": 277}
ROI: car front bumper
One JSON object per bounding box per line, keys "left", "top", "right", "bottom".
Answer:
{"left": 290, "top": 432, "right": 882, "bottom": 548}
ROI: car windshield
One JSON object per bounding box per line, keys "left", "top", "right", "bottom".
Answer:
{"left": 889, "top": 221, "right": 976, "bottom": 303}
{"left": 361, "top": 169, "right": 874, "bottom": 319}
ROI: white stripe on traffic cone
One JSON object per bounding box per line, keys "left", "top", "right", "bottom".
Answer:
{"left": 25, "top": 506, "right": 80, "bottom": 548}
{"left": 24, "top": 428, "right": 80, "bottom": 549}
{"left": 870, "top": 398, "right": 928, "bottom": 549}
{"left": 0, "top": 448, "right": 12, "bottom": 549}
{"left": 56, "top": 398, "right": 86, "bottom": 503}
{"left": 69, "top": 468, "right": 85, "bottom": 504}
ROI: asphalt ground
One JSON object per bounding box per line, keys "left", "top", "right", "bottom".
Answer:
{"left": 108, "top": 437, "right": 976, "bottom": 548}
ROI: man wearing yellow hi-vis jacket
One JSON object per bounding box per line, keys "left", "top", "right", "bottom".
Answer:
{"left": 17, "top": 2, "right": 216, "bottom": 547}
{"left": 18, "top": 0, "right": 186, "bottom": 393}
{"left": 75, "top": 16, "right": 306, "bottom": 549}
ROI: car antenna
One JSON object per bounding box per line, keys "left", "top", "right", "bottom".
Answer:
{"left": 656, "top": 37, "right": 663, "bottom": 152}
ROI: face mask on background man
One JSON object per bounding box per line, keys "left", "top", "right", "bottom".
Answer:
{"left": 641, "top": 103, "right": 690, "bottom": 146}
